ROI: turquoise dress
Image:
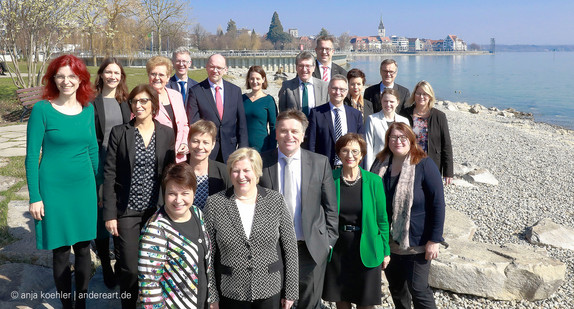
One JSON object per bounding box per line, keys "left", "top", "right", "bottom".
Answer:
{"left": 242, "top": 94, "right": 277, "bottom": 152}
{"left": 25, "top": 100, "right": 98, "bottom": 250}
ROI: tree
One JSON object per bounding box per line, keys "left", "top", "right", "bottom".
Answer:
{"left": 266, "top": 11, "right": 291, "bottom": 49}
{"left": 0, "top": 0, "right": 85, "bottom": 88}
{"left": 317, "top": 28, "right": 330, "bottom": 37}
{"left": 103, "top": 0, "right": 137, "bottom": 57}
{"left": 469, "top": 43, "right": 481, "bottom": 51}
{"left": 250, "top": 30, "right": 261, "bottom": 50}
{"left": 226, "top": 19, "right": 237, "bottom": 37}
{"left": 78, "top": 0, "right": 105, "bottom": 66}
{"left": 337, "top": 32, "right": 351, "bottom": 51}
{"left": 216, "top": 25, "right": 224, "bottom": 36}
{"left": 140, "top": 0, "right": 187, "bottom": 54}
{"left": 191, "top": 24, "right": 208, "bottom": 50}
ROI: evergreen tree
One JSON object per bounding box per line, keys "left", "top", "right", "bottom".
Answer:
{"left": 317, "top": 28, "right": 330, "bottom": 37}
{"left": 266, "top": 11, "right": 291, "bottom": 48}
{"left": 227, "top": 19, "right": 237, "bottom": 37}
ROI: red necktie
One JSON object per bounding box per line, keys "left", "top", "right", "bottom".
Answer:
{"left": 215, "top": 86, "right": 223, "bottom": 119}
{"left": 322, "top": 66, "right": 329, "bottom": 81}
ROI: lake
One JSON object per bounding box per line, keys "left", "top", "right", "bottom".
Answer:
{"left": 348, "top": 52, "right": 574, "bottom": 129}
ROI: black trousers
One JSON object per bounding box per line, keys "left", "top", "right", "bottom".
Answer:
{"left": 384, "top": 253, "right": 437, "bottom": 309}
{"left": 220, "top": 293, "right": 281, "bottom": 309}
{"left": 52, "top": 240, "right": 92, "bottom": 309}
{"left": 296, "top": 241, "right": 327, "bottom": 309}
{"left": 114, "top": 207, "right": 156, "bottom": 309}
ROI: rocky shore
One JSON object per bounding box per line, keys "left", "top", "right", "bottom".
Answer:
{"left": 1, "top": 70, "right": 573, "bottom": 308}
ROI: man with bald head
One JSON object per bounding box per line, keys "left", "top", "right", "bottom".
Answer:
{"left": 186, "top": 54, "right": 248, "bottom": 163}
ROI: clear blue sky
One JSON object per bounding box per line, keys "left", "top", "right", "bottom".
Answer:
{"left": 186, "top": 0, "right": 573, "bottom": 45}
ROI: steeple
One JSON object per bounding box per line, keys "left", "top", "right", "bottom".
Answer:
{"left": 378, "top": 15, "right": 385, "bottom": 37}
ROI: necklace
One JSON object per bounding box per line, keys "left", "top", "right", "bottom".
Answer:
{"left": 341, "top": 173, "right": 362, "bottom": 187}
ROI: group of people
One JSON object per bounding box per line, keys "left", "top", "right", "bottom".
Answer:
{"left": 25, "top": 34, "right": 449, "bottom": 309}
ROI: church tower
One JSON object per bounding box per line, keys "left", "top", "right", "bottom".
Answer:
{"left": 378, "top": 15, "right": 385, "bottom": 37}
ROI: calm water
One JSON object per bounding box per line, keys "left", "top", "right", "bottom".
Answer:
{"left": 348, "top": 52, "right": 574, "bottom": 129}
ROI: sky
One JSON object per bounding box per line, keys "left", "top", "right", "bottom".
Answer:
{"left": 186, "top": 0, "right": 574, "bottom": 45}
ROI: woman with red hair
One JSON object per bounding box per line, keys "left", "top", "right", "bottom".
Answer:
{"left": 25, "top": 54, "right": 97, "bottom": 309}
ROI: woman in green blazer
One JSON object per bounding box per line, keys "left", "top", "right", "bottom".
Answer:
{"left": 323, "top": 133, "right": 390, "bottom": 309}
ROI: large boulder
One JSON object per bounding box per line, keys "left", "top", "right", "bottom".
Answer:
{"left": 430, "top": 240, "right": 566, "bottom": 300}
{"left": 443, "top": 207, "right": 477, "bottom": 241}
{"left": 463, "top": 168, "right": 499, "bottom": 186}
{"left": 526, "top": 218, "right": 574, "bottom": 251}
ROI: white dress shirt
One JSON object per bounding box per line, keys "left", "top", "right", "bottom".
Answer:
{"left": 208, "top": 79, "right": 224, "bottom": 108}
{"left": 298, "top": 78, "right": 317, "bottom": 110}
{"left": 277, "top": 148, "right": 304, "bottom": 240}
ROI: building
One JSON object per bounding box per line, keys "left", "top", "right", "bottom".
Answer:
{"left": 408, "top": 38, "right": 423, "bottom": 51}
{"left": 378, "top": 16, "right": 385, "bottom": 37}
{"left": 444, "top": 34, "right": 467, "bottom": 51}
{"left": 391, "top": 36, "right": 409, "bottom": 52}
{"left": 288, "top": 28, "right": 299, "bottom": 38}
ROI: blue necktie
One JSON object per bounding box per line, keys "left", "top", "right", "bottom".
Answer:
{"left": 178, "top": 80, "right": 186, "bottom": 102}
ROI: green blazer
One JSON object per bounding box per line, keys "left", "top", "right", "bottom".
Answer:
{"left": 333, "top": 167, "right": 390, "bottom": 267}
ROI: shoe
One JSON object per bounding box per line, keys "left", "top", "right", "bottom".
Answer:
{"left": 102, "top": 262, "right": 117, "bottom": 289}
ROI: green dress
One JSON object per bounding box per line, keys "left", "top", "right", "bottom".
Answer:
{"left": 242, "top": 94, "right": 277, "bottom": 152}
{"left": 25, "top": 100, "right": 98, "bottom": 250}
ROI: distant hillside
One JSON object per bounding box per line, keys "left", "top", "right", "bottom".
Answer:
{"left": 479, "top": 45, "right": 574, "bottom": 52}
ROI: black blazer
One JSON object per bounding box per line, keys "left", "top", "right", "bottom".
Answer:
{"left": 312, "top": 61, "right": 347, "bottom": 80}
{"left": 343, "top": 97, "right": 374, "bottom": 123}
{"left": 401, "top": 106, "right": 453, "bottom": 178}
{"left": 92, "top": 94, "right": 131, "bottom": 148}
{"left": 364, "top": 82, "right": 411, "bottom": 114}
{"left": 103, "top": 119, "right": 175, "bottom": 221}
{"left": 186, "top": 159, "right": 232, "bottom": 195}
{"left": 166, "top": 75, "right": 198, "bottom": 106}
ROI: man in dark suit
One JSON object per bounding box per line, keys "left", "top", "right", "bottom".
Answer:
{"left": 364, "top": 58, "right": 411, "bottom": 114}
{"left": 278, "top": 51, "right": 328, "bottom": 116}
{"left": 307, "top": 74, "right": 364, "bottom": 168}
{"left": 259, "top": 110, "right": 338, "bottom": 309}
{"left": 166, "top": 47, "right": 198, "bottom": 106}
{"left": 186, "top": 54, "right": 248, "bottom": 163}
{"left": 312, "top": 35, "right": 347, "bottom": 82}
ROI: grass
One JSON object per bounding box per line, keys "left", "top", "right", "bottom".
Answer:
{"left": 0, "top": 156, "right": 26, "bottom": 247}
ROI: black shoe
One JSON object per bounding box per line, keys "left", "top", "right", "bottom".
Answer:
{"left": 102, "top": 262, "right": 117, "bottom": 289}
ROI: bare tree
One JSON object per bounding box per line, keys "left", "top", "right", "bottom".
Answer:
{"left": 191, "top": 24, "right": 208, "bottom": 50}
{"left": 103, "top": 0, "right": 136, "bottom": 57}
{"left": 78, "top": 0, "right": 105, "bottom": 65}
{"left": 140, "top": 0, "right": 187, "bottom": 54}
{"left": 337, "top": 32, "right": 351, "bottom": 51}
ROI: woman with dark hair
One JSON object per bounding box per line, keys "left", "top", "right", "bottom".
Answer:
{"left": 139, "top": 163, "right": 217, "bottom": 308}
{"left": 370, "top": 122, "right": 445, "bottom": 309}
{"left": 186, "top": 119, "right": 231, "bottom": 209}
{"left": 400, "top": 81, "right": 453, "bottom": 184}
{"left": 344, "top": 68, "right": 374, "bottom": 121}
{"left": 25, "top": 54, "right": 97, "bottom": 309}
{"left": 91, "top": 57, "right": 131, "bottom": 288}
{"left": 103, "top": 84, "right": 175, "bottom": 308}
{"left": 323, "top": 133, "right": 390, "bottom": 309}
{"left": 242, "top": 65, "right": 277, "bottom": 152}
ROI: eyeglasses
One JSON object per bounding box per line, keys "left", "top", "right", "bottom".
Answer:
{"left": 340, "top": 149, "right": 361, "bottom": 156}
{"left": 415, "top": 92, "right": 430, "bottom": 98}
{"left": 381, "top": 70, "right": 396, "bottom": 76}
{"left": 175, "top": 60, "right": 191, "bottom": 65}
{"left": 316, "top": 47, "right": 333, "bottom": 52}
{"left": 54, "top": 74, "right": 79, "bottom": 82}
{"left": 297, "top": 64, "right": 314, "bottom": 70}
{"left": 150, "top": 72, "right": 167, "bottom": 78}
{"left": 389, "top": 135, "right": 408, "bottom": 143}
{"left": 330, "top": 87, "right": 347, "bottom": 93}
{"left": 129, "top": 98, "right": 152, "bottom": 105}
{"left": 208, "top": 66, "right": 226, "bottom": 72}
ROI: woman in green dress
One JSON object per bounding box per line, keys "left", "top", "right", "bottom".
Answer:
{"left": 242, "top": 65, "right": 277, "bottom": 152}
{"left": 25, "top": 54, "right": 98, "bottom": 309}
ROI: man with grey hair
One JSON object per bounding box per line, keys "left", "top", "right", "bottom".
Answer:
{"left": 312, "top": 35, "right": 347, "bottom": 82}
{"left": 278, "top": 51, "right": 328, "bottom": 116}
{"left": 307, "top": 74, "right": 364, "bottom": 168}
{"left": 364, "top": 58, "right": 410, "bottom": 113}
{"left": 167, "top": 46, "right": 198, "bottom": 106}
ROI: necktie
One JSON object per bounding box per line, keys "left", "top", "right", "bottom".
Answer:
{"left": 301, "top": 82, "right": 309, "bottom": 116}
{"left": 334, "top": 108, "right": 343, "bottom": 165}
{"left": 322, "top": 66, "right": 329, "bottom": 81}
{"left": 215, "top": 86, "right": 223, "bottom": 119}
{"left": 282, "top": 157, "right": 295, "bottom": 217}
{"left": 178, "top": 80, "right": 186, "bottom": 102}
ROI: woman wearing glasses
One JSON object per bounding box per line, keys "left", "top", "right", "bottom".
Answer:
{"left": 400, "top": 81, "right": 453, "bottom": 184}
{"left": 103, "top": 84, "right": 175, "bottom": 308}
{"left": 370, "top": 122, "right": 445, "bottom": 309}
{"left": 147, "top": 56, "right": 189, "bottom": 163}
{"left": 323, "top": 133, "right": 390, "bottom": 309}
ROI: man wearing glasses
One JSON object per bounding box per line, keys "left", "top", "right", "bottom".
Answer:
{"left": 364, "top": 59, "right": 410, "bottom": 113}
{"left": 167, "top": 46, "right": 198, "bottom": 106}
{"left": 312, "top": 35, "right": 347, "bottom": 83}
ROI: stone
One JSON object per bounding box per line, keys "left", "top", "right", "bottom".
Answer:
{"left": 498, "top": 111, "right": 515, "bottom": 118}
{"left": 488, "top": 107, "right": 499, "bottom": 112}
{"left": 451, "top": 178, "right": 476, "bottom": 188}
{"left": 443, "top": 101, "right": 459, "bottom": 111}
{"left": 453, "top": 162, "right": 475, "bottom": 176}
{"left": 469, "top": 104, "right": 485, "bottom": 114}
{"left": 0, "top": 175, "right": 20, "bottom": 192}
{"left": 0, "top": 263, "right": 55, "bottom": 309}
{"left": 0, "top": 158, "right": 8, "bottom": 168}
{"left": 443, "top": 207, "right": 477, "bottom": 241}
{"left": 0, "top": 141, "right": 24, "bottom": 150}
{"left": 0, "top": 147, "right": 26, "bottom": 157}
{"left": 463, "top": 168, "right": 499, "bottom": 186}
{"left": 15, "top": 185, "right": 29, "bottom": 200}
{"left": 526, "top": 218, "right": 574, "bottom": 251}
{"left": 429, "top": 240, "right": 566, "bottom": 301}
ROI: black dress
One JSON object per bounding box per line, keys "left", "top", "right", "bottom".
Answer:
{"left": 323, "top": 180, "right": 382, "bottom": 305}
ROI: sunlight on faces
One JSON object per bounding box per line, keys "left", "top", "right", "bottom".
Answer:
{"left": 414, "top": 87, "right": 431, "bottom": 109}
{"left": 348, "top": 77, "right": 364, "bottom": 98}
{"left": 231, "top": 158, "right": 258, "bottom": 197}
{"left": 174, "top": 53, "right": 192, "bottom": 78}
{"left": 388, "top": 128, "right": 411, "bottom": 157}
{"left": 248, "top": 71, "right": 265, "bottom": 92}
{"left": 296, "top": 58, "right": 315, "bottom": 83}
{"left": 148, "top": 65, "right": 169, "bottom": 92}
{"left": 328, "top": 79, "right": 348, "bottom": 106}
{"left": 315, "top": 40, "right": 334, "bottom": 64}
{"left": 380, "top": 63, "right": 397, "bottom": 86}
{"left": 102, "top": 63, "right": 121, "bottom": 91}
{"left": 164, "top": 181, "right": 194, "bottom": 222}
{"left": 130, "top": 92, "right": 153, "bottom": 121}
{"left": 206, "top": 55, "right": 227, "bottom": 84}
{"left": 54, "top": 66, "right": 79, "bottom": 96}
{"left": 189, "top": 132, "right": 215, "bottom": 162}
{"left": 276, "top": 118, "right": 305, "bottom": 157}
{"left": 339, "top": 141, "right": 363, "bottom": 170}
{"left": 381, "top": 93, "right": 399, "bottom": 116}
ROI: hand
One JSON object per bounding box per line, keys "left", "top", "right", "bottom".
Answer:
{"left": 29, "top": 201, "right": 45, "bottom": 220}
{"left": 281, "top": 299, "right": 294, "bottom": 309}
{"left": 105, "top": 219, "right": 119, "bottom": 237}
{"left": 425, "top": 241, "right": 440, "bottom": 261}
{"left": 444, "top": 177, "right": 453, "bottom": 185}
{"left": 177, "top": 143, "right": 189, "bottom": 155}
{"left": 382, "top": 255, "right": 391, "bottom": 269}
{"left": 209, "top": 302, "right": 219, "bottom": 309}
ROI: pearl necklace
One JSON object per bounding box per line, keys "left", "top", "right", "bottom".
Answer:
{"left": 341, "top": 173, "right": 362, "bottom": 187}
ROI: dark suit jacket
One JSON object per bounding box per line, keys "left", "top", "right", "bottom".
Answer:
{"left": 400, "top": 106, "right": 453, "bottom": 178}
{"left": 307, "top": 104, "right": 364, "bottom": 168}
{"left": 207, "top": 159, "right": 231, "bottom": 195}
{"left": 277, "top": 77, "right": 329, "bottom": 113}
{"left": 92, "top": 94, "right": 131, "bottom": 149}
{"left": 364, "top": 82, "right": 411, "bottom": 114}
{"left": 166, "top": 75, "right": 198, "bottom": 107}
{"left": 259, "top": 149, "right": 338, "bottom": 264}
{"left": 103, "top": 119, "right": 175, "bottom": 221}
{"left": 204, "top": 186, "right": 299, "bottom": 301}
{"left": 343, "top": 97, "right": 374, "bottom": 123}
{"left": 312, "top": 61, "right": 347, "bottom": 80}
{"left": 186, "top": 79, "right": 248, "bottom": 163}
